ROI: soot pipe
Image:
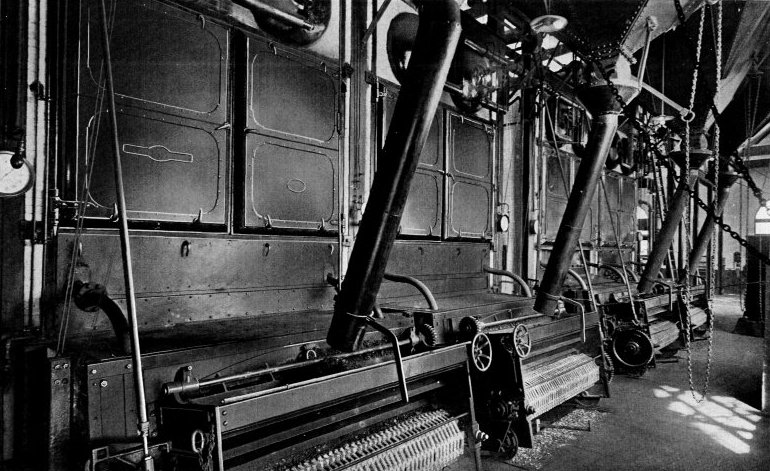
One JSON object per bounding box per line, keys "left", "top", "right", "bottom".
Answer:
{"left": 638, "top": 150, "right": 710, "bottom": 293}
{"left": 327, "top": 0, "right": 461, "bottom": 351}
{"left": 534, "top": 112, "right": 618, "bottom": 314}
{"left": 685, "top": 169, "right": 740, "bottom": 277}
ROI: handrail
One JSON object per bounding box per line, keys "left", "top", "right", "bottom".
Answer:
{"left": 483, "top": 266, "right": 533, "bottom": 298}
{"left": 383, "top": 272, "right": 439, "bottom": 310}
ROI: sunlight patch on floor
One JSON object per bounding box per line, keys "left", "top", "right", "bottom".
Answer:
{"left": 656, "top": 385, "right": 762, "bottom": 455}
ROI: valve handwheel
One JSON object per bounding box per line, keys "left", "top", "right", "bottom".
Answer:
{"left": 512, "top": 323, "right": 531, "bottom": 358}
{"left": 471, "top": 333, "right": 492, "bottom": 372}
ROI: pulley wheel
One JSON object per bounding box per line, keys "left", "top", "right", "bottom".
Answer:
{"left": 611, "top": 329, "right": 654, "bottom": 368}
{"left": 471, "top": 333, "right": 493, "bottom": 372}
{"left": 512, "top": 324, "right": 531, "bottom": 358}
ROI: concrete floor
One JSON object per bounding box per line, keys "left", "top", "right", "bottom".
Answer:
{"left": 463, "top": 295, "right": 770, "bottom": 471}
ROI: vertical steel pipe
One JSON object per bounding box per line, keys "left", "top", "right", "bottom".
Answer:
{"left": 637, "top": 150, "right": 710, "bottom": 293}
{"left": 327, "top": 0, "right": 461, "bottom": 351}
{"left": 98, "top": 1, "right": 153, "bottom": 468}
{"left": 533, "top": 112, "right": 618, "bottom": 313}
{"left": 686, "top": 170, "right": 739, "bottom": 276}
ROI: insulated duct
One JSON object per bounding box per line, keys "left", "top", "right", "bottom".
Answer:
{"left": 327, "top": 0, "right": 461, "bottom": 351}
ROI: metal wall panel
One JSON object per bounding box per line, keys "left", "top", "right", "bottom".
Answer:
{"left": 244, "top": 134, "right": 337, "bottom": 230}
{"left": 55, "top": 232, "right": 338, "bottom": 334}
{"left": 401, "top": 171, "right": 441, "bottom": 236}
{"left": 447, "top": 113, "right": 493, "bottom": 239}
{"left": 382, "top": 94, "right": 442, "bottom": 168}
{"left": 381, "top": 91, "right": 444, "bottom": 236}
{"left": 247, "top": 39, "right": 338, "bottom": 147}
{"left": 80, "top": 0, "right": 229, "bottom": 123}
{"left": 452, "top": 119, "right": 492, "bottom": 179}
{"left": 78, "top": 103, "right": 227, "bottom": 224}
{"left": 449, "top": 181, "right": 491, "bottom": 238}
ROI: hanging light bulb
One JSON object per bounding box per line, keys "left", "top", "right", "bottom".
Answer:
{"left": 530, "top": 0, "right": 568, "bottom": 33}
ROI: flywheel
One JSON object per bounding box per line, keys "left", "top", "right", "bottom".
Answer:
{"left": 611, "top": 328, "right": 654, "bottom": 369}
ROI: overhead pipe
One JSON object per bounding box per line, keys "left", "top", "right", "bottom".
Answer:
{"left": 638, "top": 150, "right": 711, "bottom": 293}
{"left": 534, "top": 57, "right": 640, "bottom": 314}
{"left": 327, "top": 0, "right": 461, "bottom": 351}
{"left": 685, "top": 167, "right": 740, "bottom": 277}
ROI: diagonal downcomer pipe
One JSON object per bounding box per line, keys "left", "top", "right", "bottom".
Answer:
{"left": 637, "top": 150, "right": 711, "bottom": 293}
{"left": 534, "top": 57, "right": 640, "bottom": 314}
{"left": 327, "top": 0, "right": 461, "bottom": 351}
{"left": 685, "top": 168, "right": 739, "bottom": 276}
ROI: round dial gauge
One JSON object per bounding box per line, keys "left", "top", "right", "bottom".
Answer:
{"left": 498, "top": 214, "right": 510, "bottom": 232}
{"left": 0, "top": 150, "right": 34, "bottom": 198}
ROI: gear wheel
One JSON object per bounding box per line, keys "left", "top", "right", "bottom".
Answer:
{"left": 459, "top": 316, "right": 482, "bottom": 340}
{"left": 416, "top": 323, "right": 438, "bottom": 348}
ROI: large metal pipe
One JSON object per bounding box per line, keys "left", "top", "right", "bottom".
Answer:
{"left": 638, "top": 150, "right": 710, "bottom": 293}
{"left": 534, "top": 57, "right": 640, "bottom": 314}
{"left": 534, "top": 113, "right": 618, "bottom": 313}
{"left": 685, "top": 169, "right": 739, "bottom": 276}
{"left": 327, "top": 0, "right": 461, "bottom": 351}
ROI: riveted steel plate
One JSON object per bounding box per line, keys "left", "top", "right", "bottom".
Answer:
{"left": 244, "top": 134, "right": 337, "bottom": 230}
{"left": 79, "top": 0, "right": 228, "bottom": 123}
{"left": 78, "top": 100, "right": 227, "bottom": 224}
{"left": 247, "top": 38, "right": 337, "bottom": 146}
{"left": 401, "top": 170, "right": 441, "bottom": 236}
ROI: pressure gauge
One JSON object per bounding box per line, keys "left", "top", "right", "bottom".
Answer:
{"left": 0, "top": 150, "right": 34, "bottom": 198}
{"left": 498, "top": 214, "right": 510, "bottom": 232}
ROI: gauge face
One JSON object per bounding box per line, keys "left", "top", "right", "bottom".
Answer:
{"left": 0, "top": 150, "right": 34, "bottom": 198}
{"left": 498, "top": 214, "right": 510, "bottom": 232}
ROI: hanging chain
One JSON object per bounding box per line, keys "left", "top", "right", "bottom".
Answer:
{"left": 680, "top": 4, "right": 708, "bottom": 403}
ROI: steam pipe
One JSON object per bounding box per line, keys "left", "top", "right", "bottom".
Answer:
{"left": 566, "top": 269, "right": 588, "bottom": 291}
{"left": 327, "top": 0, "right": 461, "bottom": 351}
{"left": 73, "top": 281, "right": 131, "bottom": 354}
{"left": 685, "top": 169, "right": 740, "bottom": 277}
{"left": 98, "top": 1, "right": 152, "bottom": 467}
{"left": 384, "top": 272, "right": 439, "bottom": 310}
{"left": 484, "top": 266, "right": 533, "bottom": 297}
{"left": 638, "top": 150, "right": 711, "bottom": 293}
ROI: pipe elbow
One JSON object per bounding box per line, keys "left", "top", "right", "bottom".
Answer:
{"left": 73, "top": 281, "right": 131, "bottom": 355}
